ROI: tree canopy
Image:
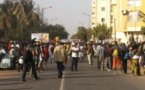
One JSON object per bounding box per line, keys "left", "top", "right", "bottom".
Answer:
{"left": 71, "top": 26, "right": 92, "bottom": 42}
{"left": 92, "top": 24, "right": 112, "bottom": 42}
{"left": 0, "top": 0, "right": 69, "bottom": 41}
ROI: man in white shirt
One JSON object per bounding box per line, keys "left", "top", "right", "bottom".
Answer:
{"left": 71, "top": 42, "right": 79, "bottom": 71}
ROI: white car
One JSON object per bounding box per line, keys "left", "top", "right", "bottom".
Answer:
{"left": 0, "top": 54, "right": 14, "bottom": 69}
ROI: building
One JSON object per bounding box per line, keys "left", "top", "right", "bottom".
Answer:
{"left": 91, "top": 0, "right": 111, "bottom": 29}
{"left": 91, "top": 0, "right": 145, "bottom": 43}
{"left": 111, "top": 0, "right": 145, "bottom": 43}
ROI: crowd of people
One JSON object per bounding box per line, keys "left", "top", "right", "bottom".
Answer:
{"left": 0, "top": 39, "right": 145, "bottom": 82}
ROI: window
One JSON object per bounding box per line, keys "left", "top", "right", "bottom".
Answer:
{"left": 111, "top": 15, "right": 113, "bottom": 19}
{"left": 101, "top": 7, "right": 105, "bottom": 11}
{"left": 101, "top": 18, "right": 105, "bottom": 22}
{"left": 92, "top": 23, "right": 95, "bottom": 25}
{"left": 92, "top": 12, "right": 95, "bottom": 14}
{"left": 128, "top": 11, "right": 140, "bottom": 22}
{"left": 128, "top": 0, "right": 141, "bottom": 6}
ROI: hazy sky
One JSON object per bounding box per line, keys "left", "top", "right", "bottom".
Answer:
{"left": 0, "top": 0, "right": 92, "bottom": 37}
{"left": 35, "top": 0, "right": 91, "bottom": 37}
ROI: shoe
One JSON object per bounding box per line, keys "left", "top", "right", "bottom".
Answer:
{"left": 107, "top": 69, "right": 111, "bottom": 71}
{"left": 34, "top": 77, "right": 40, "bottom": 80}
{"left": 22, "top": 78, "right": 26, "bottom": 82}
{"left": 58, "top": 75, "right": 62, "bottom": 79}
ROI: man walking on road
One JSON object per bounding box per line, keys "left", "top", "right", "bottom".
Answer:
{"left": 21, "top": 46, "right": 39, "bottom": 82}
{"left": 97, "top": 44, "right": 105, "bottom": 71}
{"left": 70, "top": 42, "right": 79, "bottom": 71}
{"left": 54, "top": 42, "right": 67, "bottom": 79}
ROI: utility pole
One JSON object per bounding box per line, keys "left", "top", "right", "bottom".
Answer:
{"left": 82, "top": 12, "right": 91, "bottom": 28}
{"left": 41, "top": 6, "right": 52, "bottom": 23}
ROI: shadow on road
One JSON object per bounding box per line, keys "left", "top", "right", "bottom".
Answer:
{"left": 0, "top": 82, "right": 23, "bottom": 86}
{"left": 64, "top": 74, "right": 123, "bottom": 79}
{"left": 0, "top": 87, "right": 33, "bottom": 90}
{"left": 0, "top": 73, "right": 21, "bottom": 76}
{"left": 0, "top": 78, "right": 21, "bottom": 82}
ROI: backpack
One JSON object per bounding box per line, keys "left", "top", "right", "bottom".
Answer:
{"left": 113, "top": 48, "right": 118, "bottom": 56}
{"left": 123, "top": 52, "right": 129, "bottom": 60}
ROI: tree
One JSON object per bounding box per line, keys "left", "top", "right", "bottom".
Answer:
{"left": 92, "top": 24, "right": 112, "bottom": 42}
{"left": 71, "top": 26, "right": 88, "bottom": 42}
{"left": 12, "top": 0, "right": 41, "bottom": 41}
{"left": 141, "top": 26, "right": 145, "bottom": 35}
{"left": 38, "top": 24, "right": 69, "bottom": 40}
{"left": 0, "top": 0, "right": 18, "bottom": 40}
{"left": 76, "top": 27, "right": 87, "bottom": 41}
{"left": 46, "top": 24, "right": 68, "bottom": 40}
{"left": 0, "top": 0, "right": 41, "bottom": 41}
{"left": 138, "top": 10, "right": 145, "bottom": 23}
{"left": 71, "top": 26, "right": 93, "bottom": 42}
{"left": 0, "top": 0, "right": 68, "bottom": 41}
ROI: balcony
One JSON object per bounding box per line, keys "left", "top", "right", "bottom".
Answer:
{"left": 127, "top": 26, "right": 141, "bottom": 32}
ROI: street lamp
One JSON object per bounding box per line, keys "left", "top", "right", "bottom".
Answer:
{"left": 82, "top": 12, "right": 91, "bottom": 28}
{"left": 41, "top": 6, "right": 52, "bottom": 23}
{"left": 82, "top": 12, "right": 91, "bottom": 42}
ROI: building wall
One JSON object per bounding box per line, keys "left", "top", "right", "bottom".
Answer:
{"left": 91, "top": 0, "right": 97, "bottom": 28}
{"left": 91, "top": 0, "right": 111, "bottom": 29}
{"left": 111, "top": 0, "right": 145, "bottom": 43}
{"left": 91, "top": 0, "right": 145, "bottom": 43}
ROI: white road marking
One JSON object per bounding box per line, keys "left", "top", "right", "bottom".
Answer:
{"left": 60, "top": 71, "right": 65, "bottom": 90}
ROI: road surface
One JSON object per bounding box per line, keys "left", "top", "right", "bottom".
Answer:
{"left": 0, "top": 61, "right": 145, "bottom": 90}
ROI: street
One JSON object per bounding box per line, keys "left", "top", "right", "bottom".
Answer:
{"left": 0, "top": 61, "right": 145, "bottom": 90}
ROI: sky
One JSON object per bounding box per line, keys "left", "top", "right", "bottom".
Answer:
{"left": 35, "top": 0, "right": 91, "bottom": 37}
{"left": 0, "top": 0, "right": 92, "bottom": 37}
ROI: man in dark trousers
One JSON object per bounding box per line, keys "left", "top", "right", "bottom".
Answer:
{"left": 53, "top": 42, "right": 67, "bottom": 79}
{"left": 21, "top": 46, "right": 39, "bottom": 82}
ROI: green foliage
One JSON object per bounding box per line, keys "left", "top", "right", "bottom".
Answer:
{"left": 141, "top": 26, "right": 145, "bottom": 35}
{"left": 49, "top": 24, "right": 68, "bottom": 40}
{"left": 139, "top": 11, "right": 145, "bottom": 23}
{"left": 0, "top": 0, "right": 69, "bottom": 41}
{"left": 92, "top": 24, "right": 112, "bottom": 41}
{"left": 71, "top": 26, "right": 91, "bottom": 42}
{"left": 0, "top": 0, "right": 38, "bottom": 41}
{"left": 76, "top": 27, "right": 88, "bottom": 41}
{"left": 37, "top": 24, "right": 69, "bottom": 40}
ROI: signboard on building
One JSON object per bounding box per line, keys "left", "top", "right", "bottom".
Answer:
{"left": 31, "top": 33, "right": 49, "bottom": 43}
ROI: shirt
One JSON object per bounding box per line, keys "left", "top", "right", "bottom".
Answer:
{"left": 71, "top": 46, "right": 79, "bottom": 58}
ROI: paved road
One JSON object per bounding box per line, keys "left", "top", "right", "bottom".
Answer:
{"left": 0, "top": 62, "right": 145, "bottom": 90}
